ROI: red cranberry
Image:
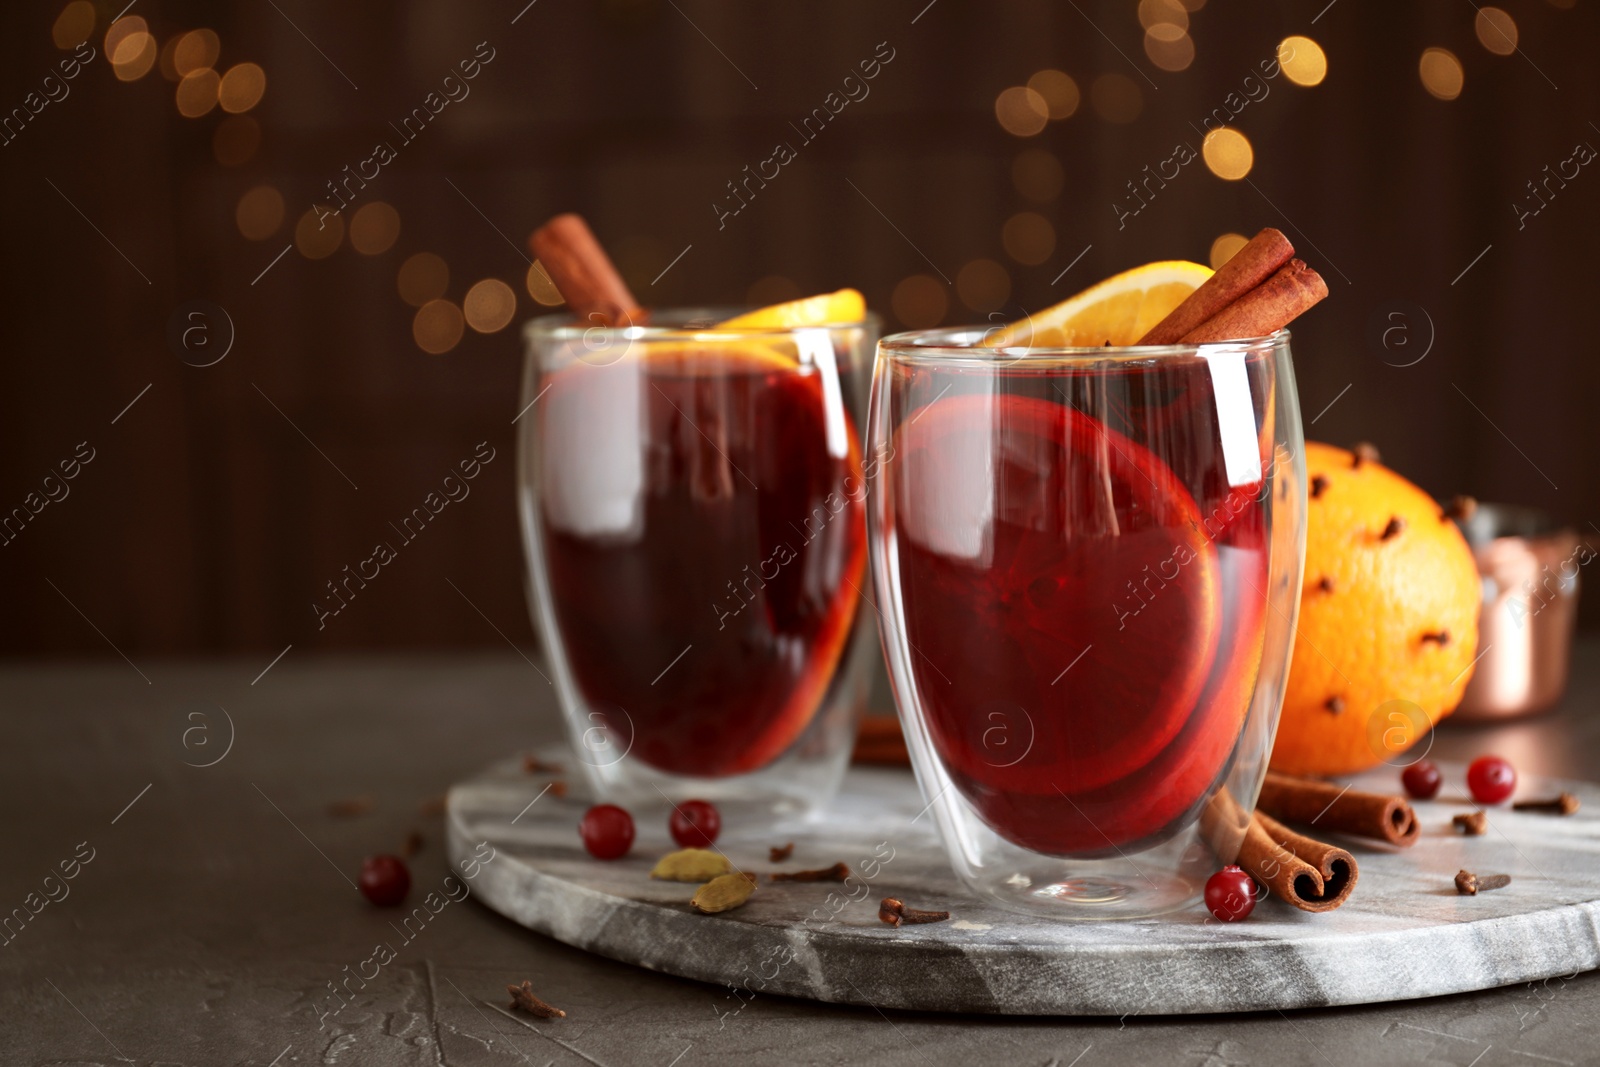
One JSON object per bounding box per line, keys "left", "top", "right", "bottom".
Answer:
{"left": 669, "top": 799, "right": 722, "bottom": 849}
{"left": 579, "top": 804, "right": 635, "bottom": 859}
{"left": 359, "top": 855, "right": 411, "bottom": 906}
{"left": 1401, "top": 759, "right": 1442, "bottom": 799}
{"left": 1467, "top": 755, "right": 1517, "bottom": 804}
{"left": 1204, "top": 865, "right": 1257, "bottom": 922}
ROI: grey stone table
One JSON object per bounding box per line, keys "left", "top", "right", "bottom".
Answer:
{"left": 4, "top": 640, "right": 1600, "bottom": 1066}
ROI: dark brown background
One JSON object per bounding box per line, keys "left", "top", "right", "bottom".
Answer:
{"left": 2, "top": 0, "right": 1597, "bottom": 660}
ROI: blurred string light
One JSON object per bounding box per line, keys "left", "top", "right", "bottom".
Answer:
{"left": 173, "top": 29, "right": 219, "bottom": 75}
{"left": 52, "top": 1, "right": 95, "bottom": 48}
{"left": 158, "top": 36, "right": 184, "bottom": 81}
{"left": 1144, "top": 24, "right": 1195, "bottom": 72}
{"left": 526, "top": 261, "right": 564, "bottom": 306}
{"left": 1278, "top": 36, "right": 1327, "bottom": 86}
{"left": 213, "top": 114, "right": 260, "bottom": 165}
{"left": 464, "top": 279, "right": 517, "bottom": 333}
{"left": 1012, "top": 148, "right": 1065, "bottom": 202}
{"left": 1202, "top": 128, "right": 1253, "bottom": 180}
{"left": 399, "top": 253, "right": 450, "bottom": 307}
{"left": 108, "top": 19, "right": 157, "bottom": 81}
{"left": 1091, "top": 74, "right": 1143, "bottom": 123}
{"left": 746, "top": 275, "right": 801, "bottom": 307}
{"left": 235, "top": 185, "right": 284, "bottom": 240}
{"left": 1419, "top": 47, "right": 1464, "bottom": 100}
{"left": 176, "top": 68, "right": 221, "bottom": 117}
{"left": 995, "top": 86, "right": 1049, "bottom": 137}
{"left": 295, "top": 206, "right": 343, "bottom": 259}
{"left": 1474, "top": 8, "right": 1518, "bottom": 55}
{"left": 1138, "top": 0, "right": 1188, "bottom": 31}
{"left": 1002, "top": 211, "right": 1055, "bottom": 266}
{"left": 892, "top": 275, "right": 947, "bottom": 328}
{"left": 956, "top": 259, "right": 1011, "bottom": 313}
{"left": 349, "top": 202, "right": 400, "bottom": 255}
{"left": 220, "top": 63, "right": 266, "bottom": 113}
{"left": 1027, "top": 70, "right": 1080, "bottom": 119}
{"left": 414, "top": 299, "right": 465, "bottom": 354}
{"left": 1209, "top": 232, "right": 1249, "bottom": 269}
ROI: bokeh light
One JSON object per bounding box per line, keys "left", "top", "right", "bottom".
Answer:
{"left": 294, "top": 207, "right": 344, "bottom": 260}
{"left": 235, "top": 185, "right": 284, "bottom": 241}
{"left": 158, "top": 36, "right": 185, "bottom": 81}
{"left": 892, "top": 275, "right": 948, "bottom": 328}
{"left": 1027, "top": 70, "right": 1080, "bottom": 120}
{"left": 1202, "top": 128, "right": 1254, "bottom": 180}
{"left": 1012, "top": 149, "right": 1065, "bottom": 203}
{"left": 1279, "top": 36, "right": 1328, "bottom": 87}
{"left": 1138, "top": 0, "right": 1188, "bottom": 31}
{"left": 995, "top": 86, "right": 1049, "bottom": 137}
{"left": 414, "top": 300, "right": 465, "bottom": 354}
{"left": 349, "top": 202, "right": 400, "bottom": 255}
{"left": 1091, "top": 74, "right": 1143, "bottom": 123}
{"left": 400, "top": 253, "right": 450, "bottom": 307}
{"left": 464, "top": 279, "right": 517, "bottom": 334}
{"left": 213, "top": 115, "right": 260, "bottom": 166}
{"left": 1209, "top": 232, "right": 1249, "bottom": 269}
{"left": 1475, "top": 8, "right": 1518, "bottom": 55}
{"left": 105, "top": 16, "right": 146, "bottom": 58}
{"left": 176, "top": 69, "right": 221, "bottom": 117}
{"left": 956, "top": 259, "right": 1011, "bottom": 314}
{"left": 1419, "top": 47, "right": 1465, "bottom": 100}
{"left": 526, "top": 261, "right": 564, "bottom": 307}
{"left": 746, "top": 275, "right": 801, "bottom": 307}
{"left": 52, "top": 2, "right": 95, "bottom": 49}
{"left": 111, "top": 29, "right": 157, "bottom": 82}
{"left": 1002, "top": 212, "right": 1056, "bottom": 266}
{"left": 1144, "top": 24, "right": 1196, "bottom": 72}
{"left": 219, "top": 63, "right": 266, "bottom": 113}
{"left": 173, "top": 29, "right": 219, "bottom": 76}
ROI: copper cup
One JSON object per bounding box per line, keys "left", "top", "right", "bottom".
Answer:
{"left": 1455, "top": 504, "right": 1584, "bottom": 720}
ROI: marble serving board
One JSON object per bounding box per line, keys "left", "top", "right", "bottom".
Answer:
{"left": 446, "top": 757, "right": 1600, "bottom": 1016}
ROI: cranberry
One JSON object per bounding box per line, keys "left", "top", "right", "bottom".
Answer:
{"left": 1401, "top": 759, "right": 1442, "bottom": 799}
{"left": 1204, "top": 865, "right": 1257, "bottom": 922}
{"left": 1467, "top": 755, "right": 1517, "bottom": 804}
{"left": 359, "top": 855, "right": 411, "bottom": 906}
{"left": 669, "top": 799, "right": 722, "bottom": 849}
{"left": 579, "top": 804, "right": 635, "bottom": 859}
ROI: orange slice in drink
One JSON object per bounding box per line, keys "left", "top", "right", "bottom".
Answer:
{"left": 985, "top": 261, "right": 1212, "bottom": 347}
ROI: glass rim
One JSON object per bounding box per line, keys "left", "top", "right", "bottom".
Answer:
{"left": 523, "top": 307, "right": 881, "bottom": 345}
{"left": 877, "top": 326, "right": 1290, "bottom": 365}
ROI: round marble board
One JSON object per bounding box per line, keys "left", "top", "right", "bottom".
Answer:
{"left": 446, "top": 757, "right": 1600, "bottom": 1015}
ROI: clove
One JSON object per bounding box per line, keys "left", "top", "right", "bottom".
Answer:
{"left": 1440, "top": 495, "right": 1477, "bottom": 522}
{"left": 1324, "top": 696, "right": 1345, "bottom": 714}
{"left": 769, "top": 842, "right": 795, "bottom": 863}
{"left": 1351, "top": 442, "right": 1381, "bottom": 469}
{"left": 770, "top": 862, "right": 849, "bottom": 883}
{"left": 1452, "top": 811, "right": 1487, "bottom": 835}
{"left": 1380, "top": 516, "right": 1406, "bottom": 541}
{"left": 508, "top": 980, "right": 566, "bottom": 1018}
{"left": 878, "top": 897, "right": 951, "bottom": 927}
{"left": 1310, "top": 474, "right": 1330, "bottom": 499}
{"left": 1512, "top": 792, "right": 1580, "bottom": 815}
{"left": 1455, "top": 869, "right": 1511, "bottom": 896}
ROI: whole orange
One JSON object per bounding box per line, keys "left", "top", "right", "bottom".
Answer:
{"left": 1271, "top": 442, "right": 1481, "bottom": 776}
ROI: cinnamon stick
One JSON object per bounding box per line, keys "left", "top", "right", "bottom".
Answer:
{"left": 1240, "top": 810, "right": 1358, "bottom": 912}
{"left": 1179, "top": 259, "right": 1328, "bottom": 344}
{"left": 1257, "top": 771, "right": 1421, "bottom": 847}
{"left": 528, "top": 213, "right": 643, "bottom": 326}
{"left": 1201, "top": 787, "right": 1358, "bottom": 912}
{"left": 1139, "top": 227, "right": 1295, "bottom": 344}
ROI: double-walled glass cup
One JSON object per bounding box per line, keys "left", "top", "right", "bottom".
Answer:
{"left": 519, "top": 309, "right": 879, "bottom": 822}
{"left": 868, "top": 329, "right": 1306, "bottom": 918}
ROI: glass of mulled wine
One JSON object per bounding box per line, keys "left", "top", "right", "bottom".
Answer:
{"left": 868, "top": 329, "right": 1306, "bottom": 918}
{"left": 519, "top": 310, "right": 878, "bottom": 820}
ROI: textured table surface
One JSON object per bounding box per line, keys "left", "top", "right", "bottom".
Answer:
{"left": 3, "top": 641, "right": 1599, "bottom": 1065}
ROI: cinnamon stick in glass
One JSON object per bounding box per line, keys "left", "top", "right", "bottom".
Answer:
{"left": 1257, "top": 771, "right": 1421, "bottom": 847}
{"left": 1178, "top": 259, "right": 1329, "bottom": 344}
{"left": 1138, "top": 227, "right": 1295, "bottom": 344}
{"left": 528, "top": 213, "right": 644, "bottom": 327}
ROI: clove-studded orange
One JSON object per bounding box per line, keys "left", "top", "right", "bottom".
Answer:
{"left": 1271, "top": 442, "right": 1481, "bottom": 777}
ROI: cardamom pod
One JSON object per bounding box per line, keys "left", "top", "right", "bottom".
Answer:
{"left": 691, "top": 872, "right": 757, "bottom": 914}
{"left": 650, "top": 848, "right": 731, "bottom": 883}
